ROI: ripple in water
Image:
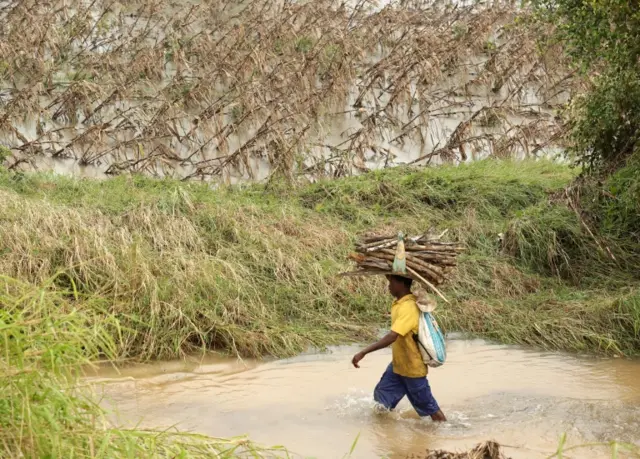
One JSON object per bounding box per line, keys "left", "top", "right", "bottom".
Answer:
{"left": 329, "top": 389, "right": 380, "bottom": 419}
{"left": 329, "top": 388, "right": 476, "bottom": 436}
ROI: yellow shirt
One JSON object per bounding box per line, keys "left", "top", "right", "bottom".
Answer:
{"left": 391, "top": 294, "right": 427, "bottom": 378}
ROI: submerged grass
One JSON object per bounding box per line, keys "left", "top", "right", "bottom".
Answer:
{"left": 0, "top": 159, "right": 638, "bottom": 360}
{"left": 0, "top": 0, "right": 574, "bottom": 179}
{"left": 419, "top": 438, "right": 640, "bottom": 458}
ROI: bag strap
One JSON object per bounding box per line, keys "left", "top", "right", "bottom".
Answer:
{"left": 413, "top": 332, "right": 435, "bottom": 362}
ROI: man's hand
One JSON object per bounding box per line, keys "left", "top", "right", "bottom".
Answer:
{"left": 350, "top": 331, "right": 399, "bottom": 369}
{"left": 352, "top": 351, "right": 365, "bottom": 368}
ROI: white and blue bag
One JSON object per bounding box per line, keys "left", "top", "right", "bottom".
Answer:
{"left": 414, "top": 297, "right": 446, "bottom": 368}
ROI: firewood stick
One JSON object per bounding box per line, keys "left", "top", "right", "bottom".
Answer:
{"left": 406, "top": 244, "right": 462, "bottom": 253}
{"left": 358, "top": 234, "right": 426, "bottom": 252}
{"left": 405, "top": 245, "right": 458, "bottom": 253}
{"left": 358, "top": 239, "right": 397, "bottom": 252}
{"left": 409, "top": 254, "right": 457, "bottom": 266}
{"left": 361, "top": 261, "right": 391, "bottom": 270}
{"left": 339, "top": 270, "right": 390, "bottom": 277}
{"left": 362, "top": 234, "right": 394, "bottom": 243}
{"left": 407, "top": 267, "right": 450, "bottom": 304}
{"left": 406, "top": 256, "right": 445, "bottom": 279}
{"left": 366, "top": 252, "right": 443, "bottom": 283}
{"left": 377, "top": 249, "right": 445, "bottom": 277}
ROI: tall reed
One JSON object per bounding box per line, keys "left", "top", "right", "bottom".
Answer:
{"left": 0, "top": 275, "right": 287, "bottom": 457}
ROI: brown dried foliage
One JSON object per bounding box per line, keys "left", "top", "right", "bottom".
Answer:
{"left": 0, "top": 0, "right": 582, "bottom": 181}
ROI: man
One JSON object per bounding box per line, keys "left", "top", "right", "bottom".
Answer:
{"left": 351, "top": 275, "right": 447, "bottom": 422}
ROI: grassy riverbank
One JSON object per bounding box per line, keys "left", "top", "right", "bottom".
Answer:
{"left": 0, "top": 276, "right": 286, "bottom": 457}
{"left": 2, "top": 159, "right": 640, "bottom": 457}
{"left": 0, "top": 159, "right": 638, "bottom": 360}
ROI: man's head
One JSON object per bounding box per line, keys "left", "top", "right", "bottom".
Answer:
{"left": 386, "top": 274, "right": 413, "bottom": 299}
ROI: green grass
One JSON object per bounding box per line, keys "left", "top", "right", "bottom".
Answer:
{"left": 0, "top": 276, "right": 288, "bottom": 458}
{"left": 548, "top": 434, "right": 640, "bottom": 459}
{"left": 1, "top": 158, "right": 639, "bottom": 456}
{"left": 1, "top": 274, "right": 634, "bottom": 458}
{"left": 0, "top": 159, "right": 638, "bottom": 360}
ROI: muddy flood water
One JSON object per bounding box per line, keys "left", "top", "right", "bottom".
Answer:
{"left": 88, "top": 337, "right": 640, "bottom": 458}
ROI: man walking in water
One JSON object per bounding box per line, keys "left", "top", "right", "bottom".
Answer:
{"left": 351, "top": 275, "right": 447, "bottom": 422}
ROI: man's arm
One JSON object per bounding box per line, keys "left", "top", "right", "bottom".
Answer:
{"left": 351, "top": 331, "right": 399, "bottom": 368}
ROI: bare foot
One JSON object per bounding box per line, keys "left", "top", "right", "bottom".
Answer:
{"left": 430, "top": 410, "right": 447, "bottom": 422}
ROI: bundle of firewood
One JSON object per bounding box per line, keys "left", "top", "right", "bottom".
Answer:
{"left": 343, "top": 231, "right": 463, "bottom": 302}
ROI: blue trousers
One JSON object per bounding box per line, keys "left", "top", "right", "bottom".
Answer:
{"left": 373, "top": 363, "right": 440, "bottom": 417}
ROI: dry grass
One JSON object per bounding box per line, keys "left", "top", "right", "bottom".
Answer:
{"left": 0, "top": 159, "right": 639, "bottom": 360}
{"left": 0, "top": 179, "right": 382, "bottom": 359}
{"left": 1, "top": 159, "right": 639, "bottom": 456}
{"left": 416, "top": 441, "right": 508, "bottom": 459}
{"left": 2, "top": 272, "right": 636, "bottom": 456}
{"left": 412, "top": 439, "right": 640, "bottom": 459}
{"left": 0, "top": 276, "right": 289, "bottom": 458}
{"left": 0, "top": 0, "right": 581, "bottom": 180}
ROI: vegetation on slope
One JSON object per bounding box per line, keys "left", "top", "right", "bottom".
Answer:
{"left": 2, "top": 159, "right": 639, "bottom": 457}
{"left": 0, "top": 276, "right": 285, "bottom": 458}
{"left": 3, "top": 1, "right": 640, "bottom": 456}
{"left": 0, "top": 159, "right": 638, "bottom": 361}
